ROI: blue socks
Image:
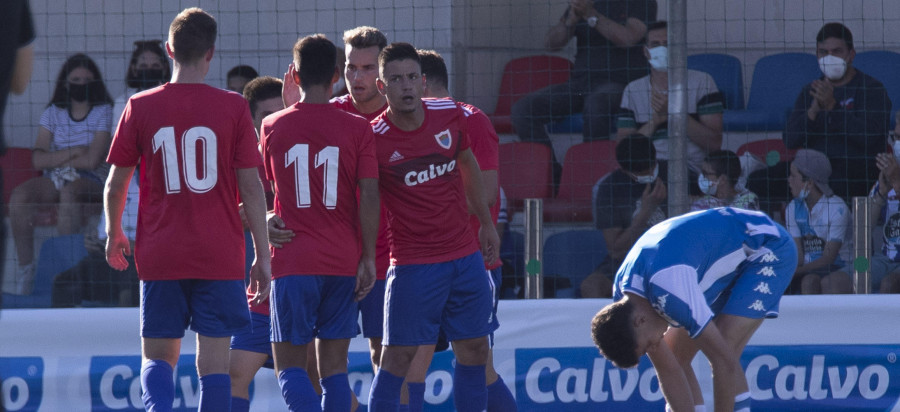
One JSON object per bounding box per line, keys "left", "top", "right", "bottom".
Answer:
{"left": 141, "top": 359, "right": 174, "bottom": 412}
{"left": 320, "top": 373, "right": 352, "bottom": 411}
{"left": 406, "top": 382, "right": 426, "bottom": 412}
{"left": 198, "top": 373, "right": 231, "bottom": 412}
{"left": 231, "top": 396, "right": 250, "bottom": 412}
{"left": 278, "top": 367, "right": 323, "bottom": 412}
{"left": 453, "top": 363, "right": 487, "bottom": 412}
{"left": 487, "top": 376, "right": 517, "bottom": 411}
{"left": 368, "top": 369, "right": 404, "bottom": 412}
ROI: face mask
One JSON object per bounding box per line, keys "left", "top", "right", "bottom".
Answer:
{"left": 634, "top": 164, "right": 658, "bottom": 184}
{"left": 797, "top": 182, "right": 810, "bottom": 200}
{"left": 818, "top": 55, "right": 847, "bottom": 81}
{"left": 698, "top": 174, "right": 718, "bottom": 195}
{"left": 132, "top": 68, "right": 165, "bottom": 90}
{"left": 893, "top": 140, "right": 900, "bottom": 164}
{"left": 67, "top": 82, "right": 89, "bottom": 102}
{"left": 647, "top": 46, "right": 668, "bottom": 71}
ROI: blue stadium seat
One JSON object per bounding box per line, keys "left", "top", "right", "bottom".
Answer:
{"left": 3, "top": 234, "right": 88, "bottom": 309}
{"left": 542, "top": 230, "right": 607, "bottom": 298}
{"left": 546, "top": 113, "right": 584, "bottom": 134}
{"left": 722, "top": 52, "right": 820, "bottom": 132}
{"left": 853, "top": 50, "right": 900, "bottom": 128}
{"left": 687, "top": 53, "right": 745, "bottom": 110}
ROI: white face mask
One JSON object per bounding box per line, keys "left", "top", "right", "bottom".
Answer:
{"left": 818, "top": 55, "right": 848, "bottom": 81}
{"left": 698, "top": 174, "right": 718, "bottom": 196}
{"left": 634, "top": 164, "right": 659, "bottom": 184}
{"left": 647, "top": 46, "right": 668, "bottom": 71}
{"left": 892, "top": 139, "right": 900, "bottom": 164}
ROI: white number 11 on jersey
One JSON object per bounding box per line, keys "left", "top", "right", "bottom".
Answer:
{"left": 286, "top": 144, "right": 339, "bottom": 209}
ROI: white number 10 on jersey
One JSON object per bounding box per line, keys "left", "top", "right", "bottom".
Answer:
{"left": 286, "top": 144, "right": 340, "bottom": 209}
{"left": 153, "top": 126, "right": 218, "bottom": 194}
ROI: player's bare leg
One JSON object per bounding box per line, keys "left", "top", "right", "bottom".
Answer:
{"left": 229, "top": 349, "right": 269, "bottom": 399}
{"left": 369, "top": 336, "right": 383, "bottom": 372}
{"left": 400, "top": 344, "right": 436, "bottom": 410}
{"left": 140, "top": 337, "right": 181, "bottom": 411}
{"left": 711, "top": 314, "right": 764, "bottom": 410}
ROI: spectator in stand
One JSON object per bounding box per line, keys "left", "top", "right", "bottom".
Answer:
{"left": 690, "top": 150, "right": 759, "bottom": 212}
{"left": 616, "top": 20, "right": 724, "bottom": 193}
{"left": 9, "top": 53, "right": 114, "bottom": 295}
{"left": 227, "top": 64, "right": 259, "bottom": 94}
{"left": 112, "top": 40, "right": 171, "bottom": 127}
{"left": 511, "top": 0, "right": 657, "bottom": 179}
{"left": 583, "top": 134, "right": 666, "bottom": 298}
{"left": 750, "top": 22, "right": 890, "bottom": 205}
{"left": 785, "top": 149, "right": 852, "bottom": 294}
{"left": 865, "top": 119, "right": 900, "bottom": 294}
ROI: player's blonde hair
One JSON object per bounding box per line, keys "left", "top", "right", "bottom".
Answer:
{"left": 343, "top": 26, "right": 387, "bottom": 51}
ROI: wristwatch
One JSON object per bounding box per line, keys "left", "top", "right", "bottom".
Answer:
{"left": 587, "top": 16, "right": 599, "bottom": 28}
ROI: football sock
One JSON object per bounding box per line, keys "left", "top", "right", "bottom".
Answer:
{"left": 368, "top": 369, "right": 404, "bottom": 412}
{"left": 231, "top": 396, "right": 250, "bottom": 412}
{"left": 453, "top": 363, "right": 486, "bottom": 412}
{"left": 487, "top": 376, "right": 517, "bottom": 411}
{"left": 278, "top": 367, "right": 323, "bottom": 412}
{"left": 320, "top": 373, "right": 352, "bottom": 411}
{"left": 407, "top": 382, "right": 426, "bottom": 412}
{"left": 141, "top": 359, "right": 175, "bottom": 412}
{"left": 198, "top": 373, "right": 231, "bottom": 412}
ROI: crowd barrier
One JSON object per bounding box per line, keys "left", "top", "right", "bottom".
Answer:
{"left": 2, "top": 295, "right": 899, "bottom": 411}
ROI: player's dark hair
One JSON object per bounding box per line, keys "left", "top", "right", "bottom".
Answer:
{"left": 705, "top": 150, "right": 742, "bottom": 186}
{"left": 293, "top": 34, "right": 338, "bottom": 88}
{"left": 125, "top": 40, "right": 171, "bottom": 90}
{"left": 616, "top": 134, "right": 656, "bottom": 174}
{"left": 49, "top": 53, "right": 114, "bottom": 108}
{"left": 592, "top": 300, "right": 640, "bottom": 369}
{"left": 343, "top": 26, "right": 388, "bottom": 51}
{"left": 227, "top": 64, "right": 258, "bottom": 81}
{"left": 379, "top": 42, "right": 420, "bottom": 72}
{"left": 418, "top": 49, "right": 448, "bottom": 90}
{"left": 168, "top": 7, "right": 217, "bottom": 64}
{"left": 243, "top": 76, "right": 283, "bottom": 115}
{"left": 816, "top": 22, "right": 853, "bottom": 50}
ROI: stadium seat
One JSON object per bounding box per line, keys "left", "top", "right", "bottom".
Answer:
{"left": 488, "top": 55, "right": 572, "bottom": 134}
{"left": 852, "top": 50, "right": 900, "bottom": 128}
{"left": 736, "top": 138, "right": 797, "bottom": 166}
{"left": 543, "top": 140, "right": 618, "bottom": 222}
{"left": 499, "top": 142, "right": 553, "bottom": 212}
{"left": 0, "top": 148, "right": 41, "bottom": 213}
{"left": 542, "top": 229, "right": 608, "bottom": 298}
{"left": 722, "top": 53, "right": 820, "bottom": 131}
{"left": 2, "top": 234, "right": 87, "bottom": 309}
{"left": 687, "top": 53, "right": 745, "bottom": 110}
{"left": 546, "top": 113, "right": 584, "bottom": 134}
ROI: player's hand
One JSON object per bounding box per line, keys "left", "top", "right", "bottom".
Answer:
{"left": 267, "top": 213, "right": 295, "bottom": 248}
{"left": 105, "top": 229, "right": 131, "bottom": 271}
{"left": 479, "top": 223, "right": 501, "bottom": 265}
{"left": 354, "top": 257, "right": 376, "bottom": 302}
{"left": 248, "top": 257, "right": 272, "bottom": 306}
{"left": 282, "top": 63, "right": 301, "bottom": 107}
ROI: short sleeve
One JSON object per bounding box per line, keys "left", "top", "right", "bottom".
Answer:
{"left": 232, "top": 98, "right": 263, "bottom": 169}
{"left": 87, "top": 104, "right": 113, "bottom": 133}
{"left": 39, "top": 106, "right": 54, "bottom": 132}
{"left": 455, "top": 104, "right": 471, "bottom": 152}
{"left": 695, "top": 73, "right": 724, "bottom": 116}
{"left": 646, "top": 264, "right": 714, "bottom": 338}
{"left": 826, "top": 201, "right": 851, "bottom": 243}
{"left": 106, "top": 100, "right": 140, "bottom": 167}
{"left": 467, "top": 110, "right": 499, "bottom": 171}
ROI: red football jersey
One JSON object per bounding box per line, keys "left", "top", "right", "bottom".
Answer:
{"left": 372, "top": 98, "right": 478, "bottom": 265}
{"left": 107, "top": 83, "right": 262, "bottom": 281}
{"left": 462, "top": 102, "right": 502, "bottom": 270}
{"left": 261, "top": 103, "right": 378, "bottom": 279}
{"left": 331, "top": 94, "right": 392, "bottom": 279}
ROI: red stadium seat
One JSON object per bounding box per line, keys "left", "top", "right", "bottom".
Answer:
{"left": 544, "top": 140, "right": 619, "bottom": 222}
{"left": 499, "top": 142, "right": 553, "bottom": 212}
{"left": 736, "top": 138, "right": 797, "bottom": 166}
{"left": 489, "top": 55, "right": 572, "bottom": 134}
{"left": 0, "top": 147, "right": 57, "bottom": 225}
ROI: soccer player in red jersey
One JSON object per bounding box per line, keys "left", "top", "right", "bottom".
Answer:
{"left": 261, "top": 34, "right": 379, "bottom": 411}
{"left": 104, "top": 8, "right": 271, "bottom": 412}
{"left": 366, "top": 42, "right": 499, "bottom": 412}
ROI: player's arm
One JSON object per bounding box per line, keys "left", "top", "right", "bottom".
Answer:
{"left": 69, "top": 130, "right": 112, "bottom": 170}
{"left": 11, "top": 43, "right": 34, "bottom": 95}
{"left": 646, "top": 338, "right": 696, "bottom": 412}
{"left": 104, "top": 164, "right": 135, "bottom": 270}
{"left": 692, "top": 322, "right": 743, "bottom": 412}
{"left": 237, "top": 167, "right": 272, "bottom": 304}
{"left": 355, "top": 177, "right": 380, "bottom": 301}
{"left": 459, "top": 148, "right": 500, "bottom": 263}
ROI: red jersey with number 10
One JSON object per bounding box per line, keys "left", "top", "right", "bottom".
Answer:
{"left": 261, "top": 103, "right": 378, "bottom": 279}
{"left": 372, "top": 98, "right": 478, "bottom": 265}
{"left": 107, "top": 83, "right": 262, "bottom": 281}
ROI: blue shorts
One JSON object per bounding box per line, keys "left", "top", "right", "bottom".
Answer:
{"left": 358, "top": 278, "right": 386, "bottom": 339}
{"left": 384, "top": 252, "right": 498, "bottom": 346}
{"left": 436, "top": 266, "right": 503, "bottom": 352}
{"left": 230, "top": 311, "right": 275, "bottom": 369}
{"left": 712, "top": 232, "right": 797, "bottom": 320}
{"left": 140, "top": 279, "right": 249, "bottom": 339}
{"left": 271, "top": 275, "right": 360, "bottom": 345}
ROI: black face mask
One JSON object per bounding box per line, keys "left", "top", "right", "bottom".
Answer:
{"left": 67, "top": 82, "right": 89, "bottom": 102}
{"left": 130, "top": 68, "right": 166, "bottom": 90}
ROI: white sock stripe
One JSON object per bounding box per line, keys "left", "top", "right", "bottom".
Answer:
{"left": 735, "top": 391, "right": 751, "bottom": 402}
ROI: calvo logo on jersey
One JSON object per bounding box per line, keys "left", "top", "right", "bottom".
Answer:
{"left": 434, "top": 129, "right": 452, "bottom": 149}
